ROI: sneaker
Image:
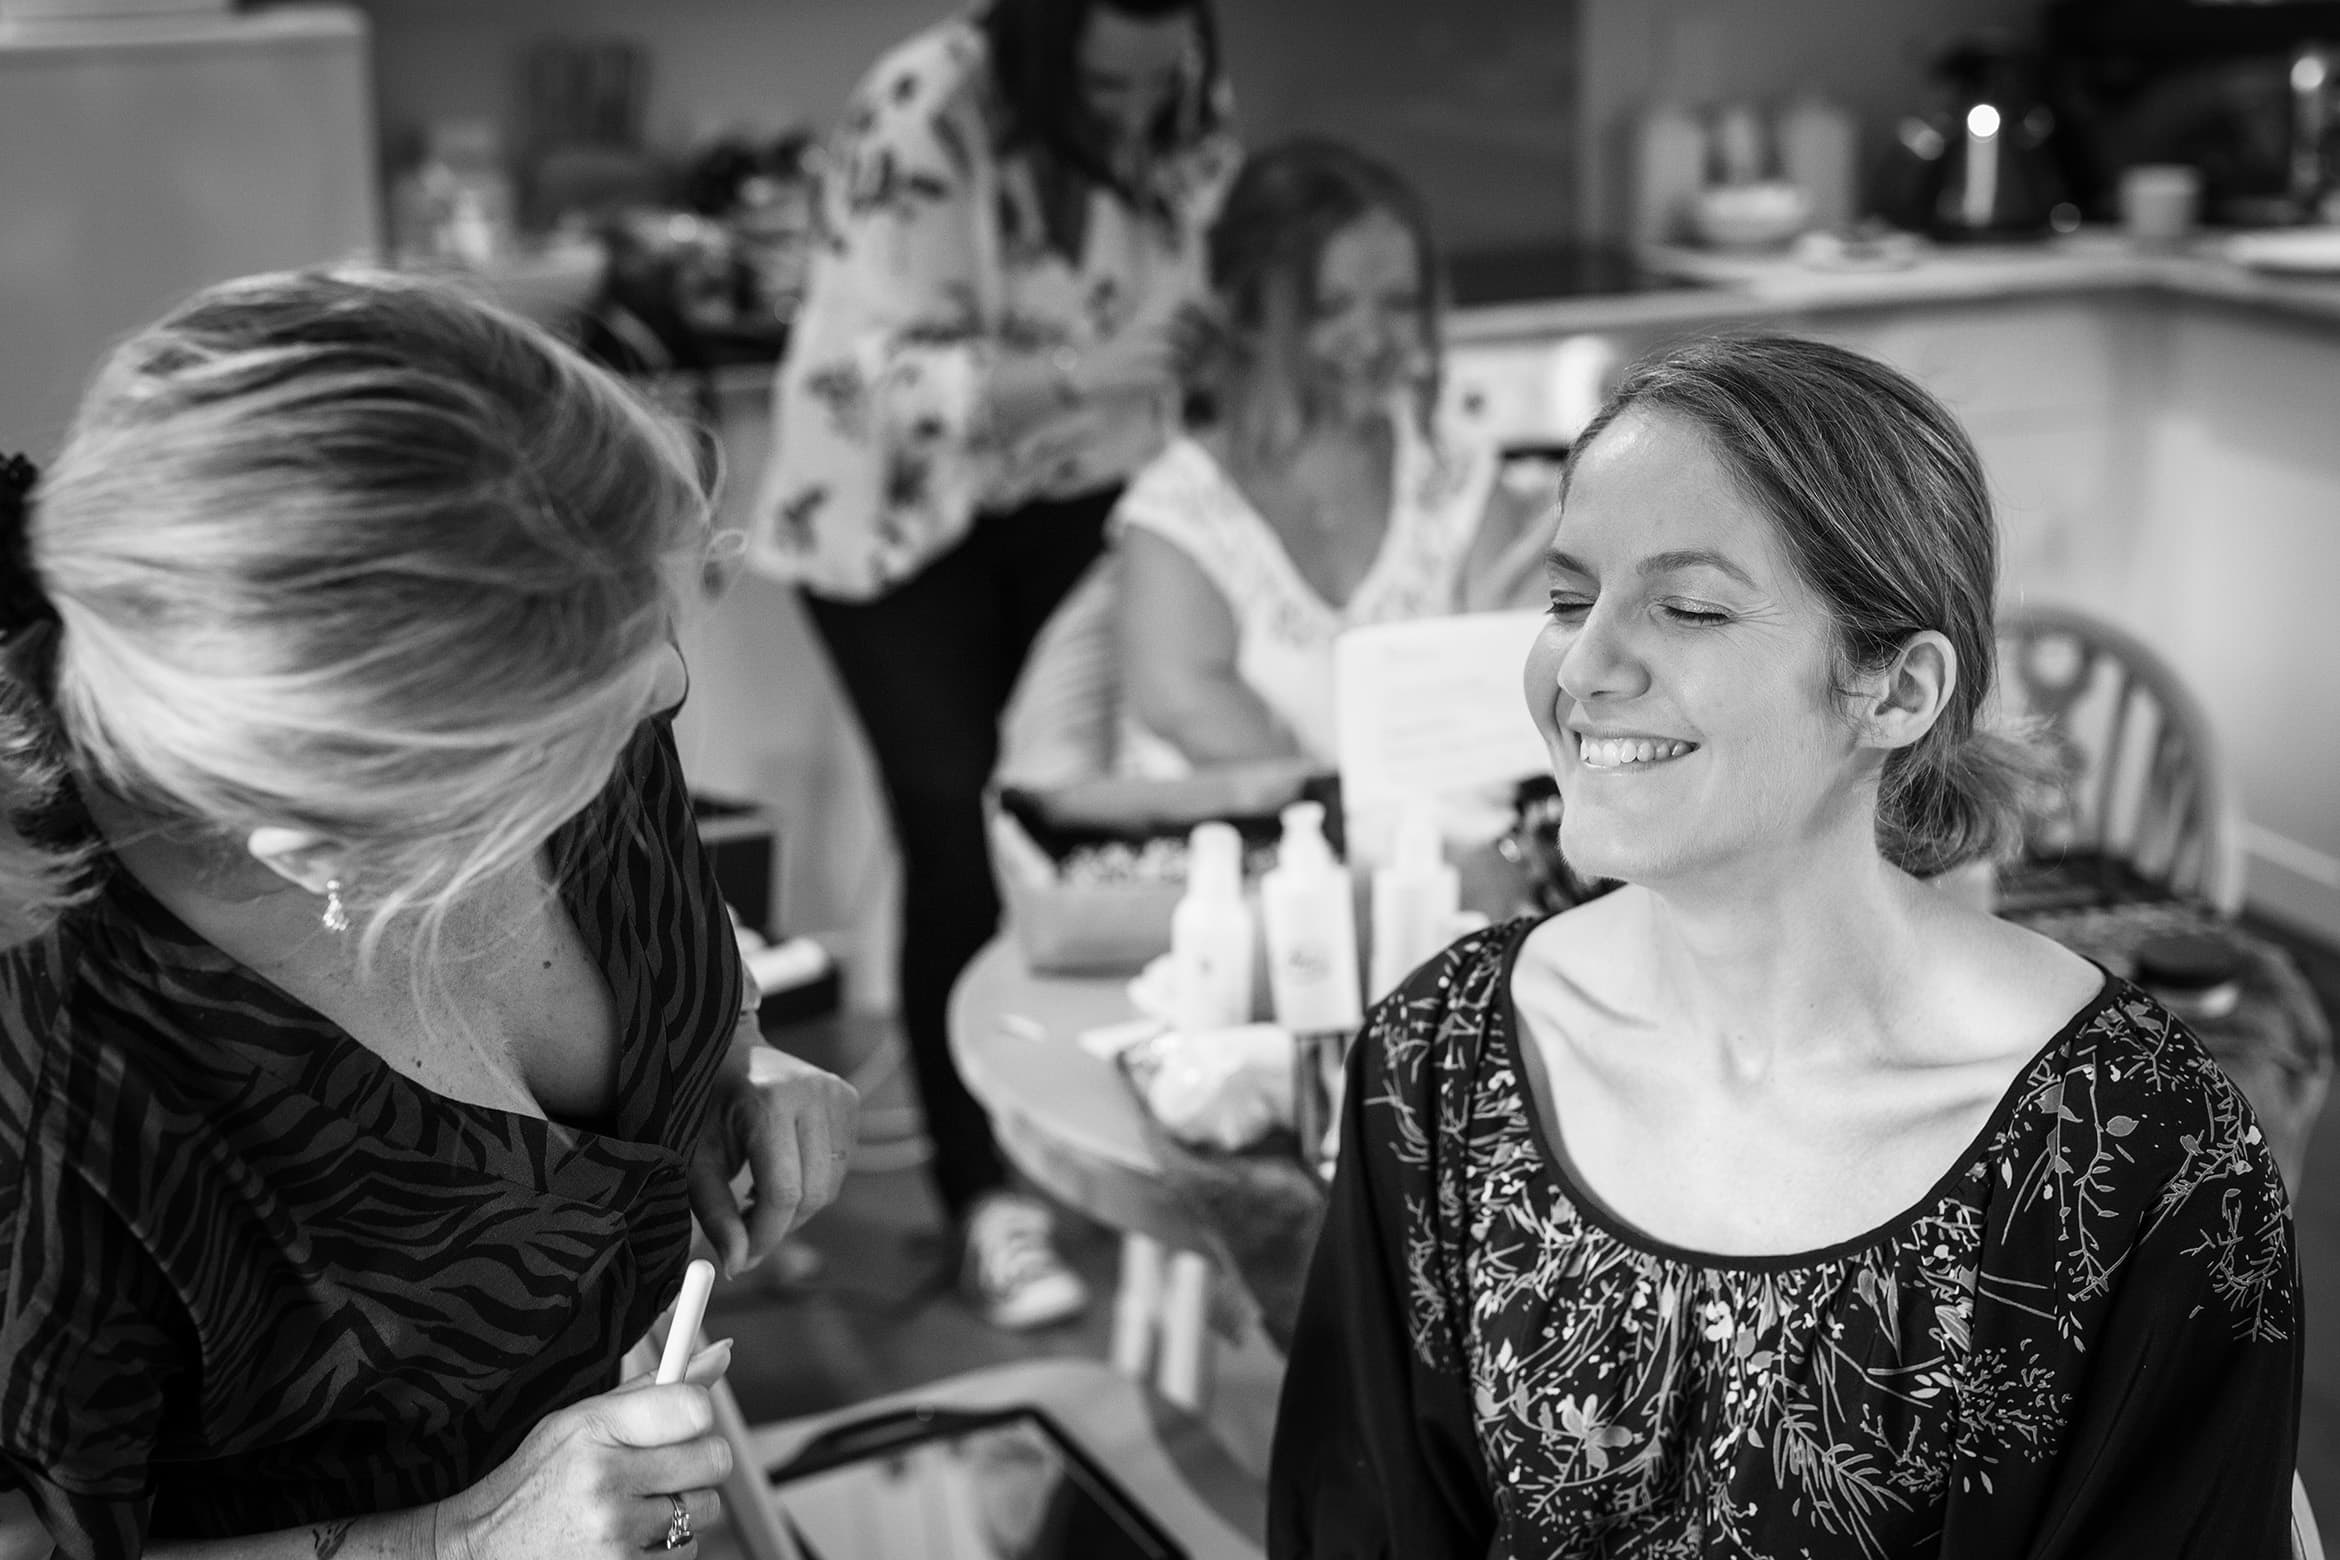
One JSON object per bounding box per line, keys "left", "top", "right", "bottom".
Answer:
{"left": 962, "top": 1192, "right": 1090, "bottom": 1331}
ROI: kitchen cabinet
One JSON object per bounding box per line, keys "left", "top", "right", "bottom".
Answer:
{"left": 1795, "top": 296, "right": 2154, "bottom": 611}
{"left": 2123, "top": 305, "right": 2340, "bottom": 934}
{"left": 1788, "top": 293, "right": 2340, "bottom": 939}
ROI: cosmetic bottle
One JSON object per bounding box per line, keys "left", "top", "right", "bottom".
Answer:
{"left": 1260, "top": 802, "right": 1363, "bottom": 1170}
{"left": 1169, "top": 821, "right": 1255, "bottom": 1034}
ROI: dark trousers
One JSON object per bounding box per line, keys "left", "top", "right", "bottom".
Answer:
{"left": 803, "top": 488, "right": 1117, "bottom": 1225}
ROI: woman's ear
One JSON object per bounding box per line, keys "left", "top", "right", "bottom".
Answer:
{"left": 244, "top": 826, "right": 353, "bottom": 898}
{"left": 1857, "top": 630, "right": 1958, "bottom": 753}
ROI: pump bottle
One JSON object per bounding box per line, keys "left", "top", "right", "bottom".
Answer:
{"left": 1169, "top": 821, "right": 1255, "bottom": 1033}
{"left": 1260, "top": 802, "right": 1362, "bottom": 1171}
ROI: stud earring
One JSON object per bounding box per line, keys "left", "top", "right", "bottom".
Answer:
{"left": 321, "top": 880, "right": 350, "bottom": 935}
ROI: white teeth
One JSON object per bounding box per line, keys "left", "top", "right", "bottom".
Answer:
{"left": 1578, "top": 736, "right": 1696, "bottom": 768}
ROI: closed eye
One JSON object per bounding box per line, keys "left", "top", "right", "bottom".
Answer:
{"left": 1545, "top": 594, "right": 1593, "bottom": 623}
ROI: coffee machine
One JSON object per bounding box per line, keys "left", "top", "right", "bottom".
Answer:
{"left": 1878, "top": 34, "right": 2077, "bottom": 240}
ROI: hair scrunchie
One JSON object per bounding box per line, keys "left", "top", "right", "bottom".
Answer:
{"left": 0, "top": 454, "right": 59, "bottom": 639}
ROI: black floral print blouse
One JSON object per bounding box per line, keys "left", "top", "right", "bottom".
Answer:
{"left": 1270, "top": 916, "right": 2301, "bottom": 1558}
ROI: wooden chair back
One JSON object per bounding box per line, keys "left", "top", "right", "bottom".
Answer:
{"left": 1996, "top": 602, "right": 2245, "bottom": 913}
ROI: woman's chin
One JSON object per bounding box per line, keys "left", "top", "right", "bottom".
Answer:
{"left": 1555, "top": 820, "right": 1644, "bottom": 888}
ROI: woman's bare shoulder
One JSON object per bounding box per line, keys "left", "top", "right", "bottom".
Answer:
{"left": 1517, "top": 889, "right": 1640, "bottom": 984}
{"left": 1509, "top": 889, "right": 1656, "bottom": 1045}
{"left": 1918, "top": 894, "right": 2109, "bottom": 1061}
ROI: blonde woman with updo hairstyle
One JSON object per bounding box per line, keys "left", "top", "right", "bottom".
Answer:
{"left": 0, "top": 269, "right": 857, "bottom": 1560}
{"left": 1270, "top": 335, "right": 2301, "bottom": 1557}
{"left": 1111, "top": 136, "right": 1548, "bottom": 776}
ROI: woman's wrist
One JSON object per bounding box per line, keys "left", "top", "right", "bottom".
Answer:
{"left": 143, "top": 1504, "right": 446, "bottom": 1560}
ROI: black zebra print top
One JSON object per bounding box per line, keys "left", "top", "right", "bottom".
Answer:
{"left": 0, "top": 716, "right": 743, "bottom": 1560}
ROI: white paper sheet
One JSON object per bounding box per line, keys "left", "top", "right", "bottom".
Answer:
{"left": 1333, "top": 611, "right": 1552, "bottom": 855}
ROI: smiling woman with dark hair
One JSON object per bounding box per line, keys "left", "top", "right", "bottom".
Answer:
{"left": 981, "top": 0, "right": 1228, "bottom": 247}
{"left": 752, "top": 0, "right": 1237, "bottom": 1331}
{"left": 1269, "top": 334, "right": 2302, "bottom": 1558}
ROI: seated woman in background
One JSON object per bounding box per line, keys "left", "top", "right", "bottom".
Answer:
{"left": 0, "top": 270, "right": 857, "bottom": 1560}
{"left": 1111, "top": 136, "right": 1548, "bottom": 776}
{"left": 1270, "top": 335, "right": 2301, "bottom": 1556}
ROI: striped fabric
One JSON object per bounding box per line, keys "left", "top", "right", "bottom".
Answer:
{"left": 0, "top": 717, "right": 741, "bottom": 1559}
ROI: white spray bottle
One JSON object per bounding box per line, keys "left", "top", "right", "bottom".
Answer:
{"left": 1260, "top": 801, "right": 1362, "bottom": 1171}
{"left": 1169, "top": 821, "right": 1255, "bottom": 1033}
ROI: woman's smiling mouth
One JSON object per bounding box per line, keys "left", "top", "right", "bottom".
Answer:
{"left": 1574, "top": 732, "right": 1700, "bottom": 769}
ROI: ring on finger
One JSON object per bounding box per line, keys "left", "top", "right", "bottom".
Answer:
{"left": 662, "top": 1492, "right": 692, "bottom": 1551}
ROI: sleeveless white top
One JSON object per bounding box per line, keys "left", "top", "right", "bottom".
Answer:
{"left": 1113, "top": 414, "right": 1499, "bottom": 774}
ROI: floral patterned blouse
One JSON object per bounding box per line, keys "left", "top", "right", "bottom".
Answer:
{"left": 1269, "top": 916, "right": 2302, "bottom": 1559}
{"left": 750, "top": 17, "right": 1238, "bottom": 601}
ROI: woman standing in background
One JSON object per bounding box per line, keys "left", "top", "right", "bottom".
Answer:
{"left": 752, "top": 0, "right": 1236, "bottom": 1328}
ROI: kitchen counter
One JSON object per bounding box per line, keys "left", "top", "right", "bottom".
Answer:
{"left": 1447, "top": 229, "right": 2340, "bottom": 345}
{"left": 684, "top": 229, "right": 2340, "bottom": 395}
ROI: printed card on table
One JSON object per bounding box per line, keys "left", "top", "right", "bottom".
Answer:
{"left": 1333, "top": 611, "right": 1551, "bottom": 856}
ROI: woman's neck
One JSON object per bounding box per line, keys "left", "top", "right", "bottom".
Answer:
{"left": 1215, "top": 380, "right": 1384, "bottom": 481}
{"left": 83, "top": 785, "right": 285, "bottom": 904}
{"left": 79, "top": 788, "right": 356, "bottom": 983}
{"left": 1623, "top": 829, "right": 1944, "bottom": 1083}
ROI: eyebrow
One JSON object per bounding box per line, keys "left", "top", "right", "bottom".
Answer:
{"left": 1545, "top": 546, "right": 1759, "bottom": 589}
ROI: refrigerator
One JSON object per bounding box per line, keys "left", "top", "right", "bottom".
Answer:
{"left": 0, "top": 3, "right": 379, "bottom": 455}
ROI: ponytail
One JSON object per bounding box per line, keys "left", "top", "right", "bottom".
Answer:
{"left": 1876, "top": 718, "right": 2063, "bottom": 881}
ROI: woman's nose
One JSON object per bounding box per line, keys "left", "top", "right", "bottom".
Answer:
{"left": 1555, "top": 602, "right": 1646, "bottom": 702}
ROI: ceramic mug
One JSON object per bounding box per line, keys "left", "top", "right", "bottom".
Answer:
{"left": 2120, "top": 164, "right": 2201, "bottom": 246}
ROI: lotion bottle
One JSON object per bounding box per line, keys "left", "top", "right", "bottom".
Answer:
{"left": 1369, "top": 799, "right": 1462, "bottom": 1003}
{"left": 1260, "top": 802, "right": 1364, "bottom": 1036}
{"left": 1169, "top": 821, "right": 1255, "bottom": 1033}
{"left": 1261, "top": 802, "right": 1363, "bottom": 1170}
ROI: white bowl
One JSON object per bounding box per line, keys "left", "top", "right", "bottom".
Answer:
{"left": 1689, "top": 181, "right": 1814, "bottom": 251}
